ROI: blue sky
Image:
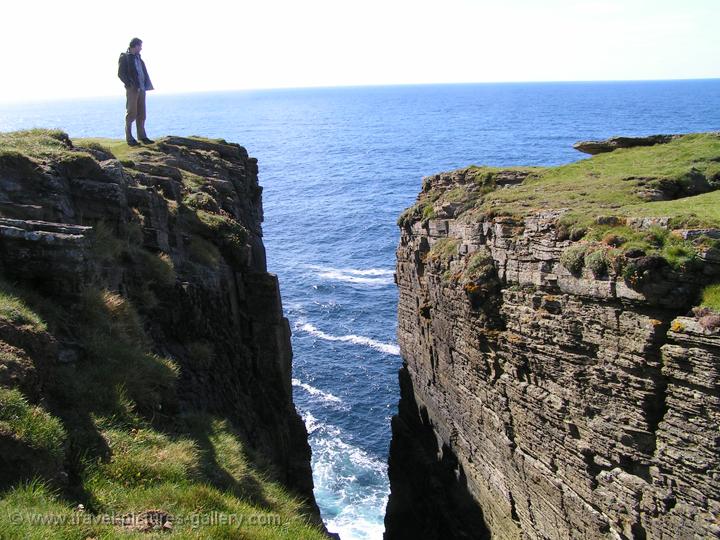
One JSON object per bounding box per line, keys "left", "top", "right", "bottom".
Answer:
{"left": 3, "top": 0, "right": 718, "bottom": 102}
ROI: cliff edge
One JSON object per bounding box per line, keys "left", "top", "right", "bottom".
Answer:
{"left": 386, "top": 133, "right": 720, "bottom": 539}
{"left": 0, "top": 130, "right": 325, "bottom": 538}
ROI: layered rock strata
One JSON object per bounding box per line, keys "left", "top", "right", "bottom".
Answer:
{"left": 386, "top": 166, "right": 720, "bottom": 538}
{"left": 0, "top": 133, "right": 320, "bottom": 519}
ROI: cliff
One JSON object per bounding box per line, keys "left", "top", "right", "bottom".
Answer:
{"left": 0, "top": 130, "right": 325, "bottom": 538}
{"left": 386, "top": 133, "right": 720, "bottom": 539}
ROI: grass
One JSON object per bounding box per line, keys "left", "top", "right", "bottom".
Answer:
{"left": 426, "top": 238, "right": 460, "bottom": 262}
{"left": 0, "top": 416, "right": 325, "bottom": 539}
{"left": 622, "top": 190, "right": 720, "bottom": 229}
{"left": 72, "top": 137, "right": 155, "bottom": 163}
{"left": 480, "top": 133, "right": 720, "bottom": 226}
{"left": 67, "top": 288, "right": 180, "bottom": 419}
{"left": 462, "top": 249, "right": 495, "bottom": 282}
{"left": 0, "top": 437, "right": 325, "bottom": 538}
{"left": 0, "top": 129, "right": 71, "bottom": 158}
{"left": 400, "top": 133, "right": 720, "bottom": 230}
{"left": 399, "top": 166, "right": 537, "bottom": 226}
{"left": 701, "top": 283, "right": 720, "bottom": 312}
{"left": 0, "top": 388, "right": 66, "bottom": 459}
{"left": 560, "top": 222, "right": 704, "bottom": 279}
{"left": 0, "top": 284, "right": 324, "bottom": 539}
{"left": 0, "top": 283, "right": 47, "bottom": 332}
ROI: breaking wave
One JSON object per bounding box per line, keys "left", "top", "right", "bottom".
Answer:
{"left": 308, "top": 265, "right": 395, "bottom": 286}
{"left": 298, "top": 322, "right": 400, "bottom": 356}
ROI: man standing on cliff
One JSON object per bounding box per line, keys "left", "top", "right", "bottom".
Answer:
{"left": 118, "top": 38, "right": 154, "bottom": 146}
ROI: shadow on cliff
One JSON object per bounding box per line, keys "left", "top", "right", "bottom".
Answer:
{"left": 385, "top": 366, "right": 490, "bottom": 540}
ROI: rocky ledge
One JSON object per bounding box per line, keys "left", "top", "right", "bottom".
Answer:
{"left": 572, "top": 134, "right": 682, "bottom": 155}
{"left": 386, "top": 133, "right": 720, "bottom": 539}
{"left": 0, "top": 130, "right": 326, "bottom": 538}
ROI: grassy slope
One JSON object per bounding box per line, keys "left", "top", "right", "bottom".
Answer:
{"left": 0, "top": 131, "right": 324, "bottom": 539}
{"left": 480, "top": 132, "right": 720, "bottom": 226}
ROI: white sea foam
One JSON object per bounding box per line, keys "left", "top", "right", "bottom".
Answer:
{"left": 308, "top": 265, "right": 395, "bottom": 286}
{"left": 299, "top": 323, "right": 400, "bottom": 356}
{"left": 303, "top": 415, "right": 389, "bottom": 540}
{"left": 301, "top": 410, "right": 321, "bottom": 434}
{"left": 292, "top": 378, "right": 344, "bottom": 404}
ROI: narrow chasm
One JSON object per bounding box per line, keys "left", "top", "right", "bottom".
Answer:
{"left": 384, "top": 366, "right": 490, "bottom": 540}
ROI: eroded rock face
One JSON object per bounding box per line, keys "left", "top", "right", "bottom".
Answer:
{"left": 386, "top": 176, "right": 720, "bottom": 538}
{"left": 0, "top": 136, "right": 319, "bottom": 517}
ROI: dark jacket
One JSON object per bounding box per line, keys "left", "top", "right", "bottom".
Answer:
{"left": 118, "top": 51, "right": 154, "bottom": 91}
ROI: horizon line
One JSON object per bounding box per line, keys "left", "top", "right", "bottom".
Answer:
{"left": 2, "top": 76, "right": 719, "bottom": 106}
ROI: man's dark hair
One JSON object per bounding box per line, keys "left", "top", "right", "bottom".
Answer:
{"left": 129, "top": 37, "right": 143, "bottom": 49}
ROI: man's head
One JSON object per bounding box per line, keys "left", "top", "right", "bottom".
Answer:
{"left": 128, "top": 38, "right": 143, "bottom": 54}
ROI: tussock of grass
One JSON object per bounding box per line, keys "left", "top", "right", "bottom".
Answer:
{"left": 584, "top": 249, "right": 609, "bottom": 277}
{"left": 184, "top": 191, "right": 219, "bottom": 212}
{"left": 135, "top": 251, "right": 176, "bottom": 288}
{"left": 0, "top": 282, "right": 47, "bottom": 332}
{"left": 196, "top": 211, "right": 248, "bottom": 248}
{"left": 64, "top": 288, "right": 179, "bottom": 419}
{"left": 0, "top": 129, "right": 70, "bottom": 158}
{"left": 89, "top": 425, "right": 201, "bottom": 489}
{"left": 0, "top": 388, "right": 66, "bottom": 458}
{"left": 701, "top": 283, "right": 720, "bottom": 312}
{"left": 188, "top": 236, "right": 222, "bottom": 268}
{"left": 560, "top": 245, "right": 588, "bottom": 275}
{"left": 462, "top": 249, "right": 495, "bottom": 282}
{"left": 427, "top": 238, "right": 460, "bottom": 262}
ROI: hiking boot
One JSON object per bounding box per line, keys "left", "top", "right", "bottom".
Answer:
{"left": 140, "top": 137, "right": 155, "bottom": 144}
{"left": 127, "top": 138, "right": 139, "bottom": 147}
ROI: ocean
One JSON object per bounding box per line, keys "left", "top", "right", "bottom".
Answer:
{"left": 2, "top": 80, "right": 719, "bottom": 538}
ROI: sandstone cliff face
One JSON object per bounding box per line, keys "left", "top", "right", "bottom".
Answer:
{"left": 0, "top": 132, "right": 321, "bottom": 528}
{"left": 386, "top": 159, "right": 720, "bottom": 538}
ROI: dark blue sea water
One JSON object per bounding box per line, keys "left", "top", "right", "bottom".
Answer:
{"left": 2, "top": 80, "right": 720, "bottom": 538}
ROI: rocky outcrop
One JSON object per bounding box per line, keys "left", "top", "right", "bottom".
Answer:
{"left": 386, "top": 161, "right": 720, "bottom": 538}
{"left": 573, "top": 134, "right": 681, "bottom": 155}
{"left": 0, "top": 133, "right": 320, "bottom": 521}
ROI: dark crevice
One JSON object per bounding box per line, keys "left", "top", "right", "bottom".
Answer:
{"left": 509, "top": 492, "right": 520, "bottom": 523}
{"left": 385, "top": 366, "right": 490, "bottom": 540}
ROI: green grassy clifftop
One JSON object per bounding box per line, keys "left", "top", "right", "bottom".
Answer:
{"left": 399, "top": 132, "right": 720, "bottom": 312}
